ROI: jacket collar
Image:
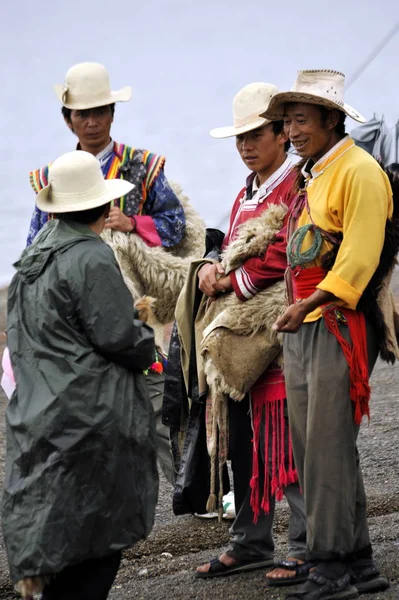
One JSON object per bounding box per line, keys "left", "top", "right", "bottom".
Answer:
{"left": 302, "top": 135, "right": 354, "bottom": 182}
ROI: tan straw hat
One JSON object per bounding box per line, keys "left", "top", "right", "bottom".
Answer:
{"left": 261, "top": 70, "right": 365, "bottom": 123}
{"left": 209, "top": 82, "right": 280, "bottom": 139}
{"left": 36, "top": 151, "right": 134, "bottom": 213}
{"left": 54, "top": 62, "right": 132, "bottom": 110}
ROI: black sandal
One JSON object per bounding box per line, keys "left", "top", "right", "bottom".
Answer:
{"left": 285, "top": 570, "right": 358, "bottom": 600}
{"left": 350, "top": 564, "right": 389, "bottom": 594}
{"left": 195, "top": 556, "right": 274, "bottom": 579}
{"left": 266, "top": 560, "right": 316, "bottom": 587}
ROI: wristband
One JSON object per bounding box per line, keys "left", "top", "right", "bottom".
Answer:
{"left": 128, "top": 216, "right": 136, "bottom": 235}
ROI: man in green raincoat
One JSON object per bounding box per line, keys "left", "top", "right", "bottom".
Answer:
{"left": 3, "top": 150, "right": 159, "bottom": 600}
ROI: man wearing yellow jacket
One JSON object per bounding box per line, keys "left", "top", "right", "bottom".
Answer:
{"left": 269, "top": 70, "right": 395, "bottom": 600}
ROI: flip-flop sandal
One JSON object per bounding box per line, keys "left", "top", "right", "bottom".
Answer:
{"left": 350, "top": 565, "right": 389, "bottom": 594}
{"left": 266, "top": 560, "right": 316, "bottom": 587}
{"left": 195, "top": 556, "right": 274, "bottom": 579}
{"left": 285, "top": 571, "right": 358, "bottom": 600}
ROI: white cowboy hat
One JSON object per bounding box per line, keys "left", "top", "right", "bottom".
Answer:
{"left": 36, "top": 151, "right": 134, "bottom": 213}
{"left": 209, "top": 82, "right": 280, "bottom": 139}
{"left": 54, "top": 62, "right": 132, "bottom": 110}
{"left": 261, "top": 70, "right": 365, "bottom": 123}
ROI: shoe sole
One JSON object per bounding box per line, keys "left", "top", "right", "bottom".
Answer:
{"left": 355, "top": 576, "right": 389, "bottom": 594}
{"left": 267, "top": 574, "right": 309, "bottom": 587}
{"left": 286, "top": 586, "right": 358, "bottom": 600}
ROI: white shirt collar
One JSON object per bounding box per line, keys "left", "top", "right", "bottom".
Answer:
{"left": 249, "top": 155, "right": 293, "bottom": 204}
{"left": 96, "top": 139, "right": 114, "bottom": 166}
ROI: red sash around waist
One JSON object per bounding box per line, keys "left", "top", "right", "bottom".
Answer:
{"left": 292, "top": 265, "right": 326, "bottom": 303}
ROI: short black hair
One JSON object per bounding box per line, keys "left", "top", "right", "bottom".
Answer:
{"left": 62, "top": 103, "right": 116, "bottom": 122}
{"left": 56, "top": 202, "right": 110, "bottom": 224}
{"left": 318, "top": 106, "right": 346, "bottom": 137}
{"left": 271, "top": 120, "right": 291, "bottom": 151}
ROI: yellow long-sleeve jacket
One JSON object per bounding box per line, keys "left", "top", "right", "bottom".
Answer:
{"left": 296, "top": 136, "right": 393, "bottom": 322}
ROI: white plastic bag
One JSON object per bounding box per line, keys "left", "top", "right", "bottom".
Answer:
{"left": 1, "top": 347, "right": 16, "bottom": 400}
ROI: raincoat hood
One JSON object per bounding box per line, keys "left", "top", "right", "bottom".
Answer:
{"left": 14, "top": 219, "right": 99, "bottom": 283}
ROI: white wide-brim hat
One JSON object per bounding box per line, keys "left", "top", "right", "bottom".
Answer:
{"left": 54, "top": 62, "right": 132, "bottom": 110}
{"left": 261, "top": 70, "right": 365, "bottom": 123}
{"left": 210, "top": 82, "right": 280, "bottom": 139}
{"left": 36, "top": 150, "right": 134, "bottom": 213}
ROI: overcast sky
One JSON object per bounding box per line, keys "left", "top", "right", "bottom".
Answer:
{"left": 0, "top": 0, "right": 398, "bottom": 285}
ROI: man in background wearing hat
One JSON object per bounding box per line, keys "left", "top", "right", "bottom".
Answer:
{"left": 195, "top": 83, "right": 307, "bottom": 581}
{"left": 27, "top": 62, "right": 185, "bottom": 249}
{"left": 27, "top": 62, "right": 190, "bottom": 487}
{"left": 3, "top": 151, "right": 158, "bottom": 600}
{"left": 271, "top": 70, "right": 395, "bottom": 599}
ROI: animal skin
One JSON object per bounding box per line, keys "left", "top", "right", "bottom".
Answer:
{"left": 102, "top": 181, "right": 206, "bottom": 327}
{"left": 201, "top": 202, "right": 288, "bottom": 401}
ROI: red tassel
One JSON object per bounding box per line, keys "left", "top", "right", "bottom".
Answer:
{"left": 260, "top": 398, "right": 271, "bottom": 515}
{"left": 287, "top": 431, "right": 296, "bottom": 484}
{"left": 250, "top": 401, "right": 262, "bottom": 523}
{"left": 250, "top": 367, "right": 298, "bottom": 521}
{"left": 323, "top": 306, "right": 370, "bottom": 425}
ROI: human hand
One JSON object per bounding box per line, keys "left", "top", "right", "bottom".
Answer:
{"left": 104, "top": 207, "right": 135, "bottom": 233}
{"left": 198, "top": 262, "right": 227, "bottom": 297}
{"left": 216, "top": 275, "right": 233, "bottom": 293}
{"left": 272, "top": 302, "right": 308, "bottom": 333}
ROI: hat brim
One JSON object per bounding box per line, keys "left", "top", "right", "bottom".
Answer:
{"left": 36, "top": 179, "right": 134, "bottom": 213}
{"left": 54, "top": 85, "right": 132, "bottom": 109}
{"left": 261, "top": 92, "right": 365, "bottom": 124}
{"left": 209, "top": 117, "right": 271, "bottom": 139}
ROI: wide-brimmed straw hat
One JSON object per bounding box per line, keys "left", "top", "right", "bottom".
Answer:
{"left": 36, "top": 151, "right": 134, "bottom": 213}
{"left": 54, "top": 62, "right": 132, "bottom": 110}
{"left": 210, "top": 82, "right": 280, "bottom": 139}
{"left": 261, "top": 70, "right": 365, "bottom": 123}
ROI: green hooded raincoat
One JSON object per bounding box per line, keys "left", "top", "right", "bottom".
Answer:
{"left": 2, "top": 219, "right": 159, "bottom": 583}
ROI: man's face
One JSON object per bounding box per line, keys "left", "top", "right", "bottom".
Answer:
{"left": 283, "top": 103, "right": 339, "bottom": 162}
{"left": 66, "top": 105, "right": 113, "bottom": 151}
{"left": 236, "top": 123, "right": 286, "bottom": 175}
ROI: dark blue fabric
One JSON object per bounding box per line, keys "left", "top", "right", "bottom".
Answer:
{"left": 144, "top": 170, "right": 185, "bottom": 247}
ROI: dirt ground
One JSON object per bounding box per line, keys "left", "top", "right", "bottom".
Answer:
{"left": 0, "top": 284, "right": 398, "bottom": 600}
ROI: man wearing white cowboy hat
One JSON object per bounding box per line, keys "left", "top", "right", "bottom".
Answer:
{"left": 27, "top": 62, "right": 198, "bottom": 487}
{"left": 271, "top": 70, "right": 395, "bottom": 599}
{"left": 27, "top": 61, "right": 186, "bottom": 249}
{"left": 191, "top": 82, "right": 307, "bottom": 580}
{"left": 3, "top": 151, "right": 158, "bottom": 600}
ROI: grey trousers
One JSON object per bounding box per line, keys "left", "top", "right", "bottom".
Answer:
{"left": 283, "top": 317, "right": 378, "bottom": 562}
{"left": 145, "top": 370, "right": 175, "bottom": 485}
{"left": 228, "top": 398, "right": 306, "bottom": 562}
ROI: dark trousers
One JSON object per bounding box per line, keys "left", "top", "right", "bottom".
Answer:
{"left": 41, "top": 551, "right": 122, "bottom": 600}
{"left": 283, "top": 318, "right": 378, "bottom": 562}
{"left": 228, "top": 396, "right": 253, "bottom": 512}
{"left": 228, "top": 396, "right": 306, "bottom": 561}
{"left": 146, "top": 370, "right": 175, "bottom": 485}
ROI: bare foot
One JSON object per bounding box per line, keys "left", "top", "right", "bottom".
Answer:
{"left": 196, "top": 552, "right": 237, "bottom": 574}
{"left": 266, "top": 557, "right": 305, "bottom": 580}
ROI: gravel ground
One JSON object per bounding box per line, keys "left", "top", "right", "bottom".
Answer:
{"left": 0, "top": 285, "right": 398, "bottom": 600}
